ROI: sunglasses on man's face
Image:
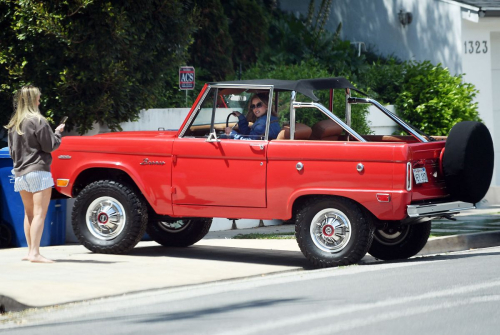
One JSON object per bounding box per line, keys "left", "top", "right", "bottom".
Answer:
{"left": 250, "top": 102, "right": 264, "bottom": 110}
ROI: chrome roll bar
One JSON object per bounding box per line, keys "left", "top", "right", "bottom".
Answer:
{"left": 292, "top": 101, "right": 367, "bottom": 142}
{"left": 348, "top": 97, "right": 428, "bottom": 143}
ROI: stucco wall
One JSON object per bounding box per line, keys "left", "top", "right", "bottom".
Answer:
{"left": 461, "top": 18, "right": 499, "bottom": 189}
{"left": 280, "top": 0, "right": 463, "bottom": 74}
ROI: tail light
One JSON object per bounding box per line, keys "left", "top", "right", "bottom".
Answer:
{"left": 406, "top": 162, "right": 412, "bottom": 191}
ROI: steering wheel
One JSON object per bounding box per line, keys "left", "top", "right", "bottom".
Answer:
{"left": 226, "top": 112, "right": 234, "bottom": 128}
{"left": 226, "top": 112, "right": 240, "bottom": 129}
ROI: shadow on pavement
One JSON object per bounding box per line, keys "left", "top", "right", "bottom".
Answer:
{"left": 127, "top": 244, "right": 313, "bottom": 268}
{"left": 4, "top": 298, "right": 301, "bottom": 331}
{"left": 51, "top": 259, "right": 118, "bottom": 264}
{"left": 136, "top": 298, "right": 300, "bottom": 324}
{"left": 368, "top": 249, "right": 500, "bottom": 266}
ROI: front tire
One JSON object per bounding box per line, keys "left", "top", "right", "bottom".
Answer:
{"left": 368, "top": 221, "right": 431, "bottom": 260}
{"left": 295, "top": 197, "right": 374, "bottom": 268}
{"left": 72, "top": 180, "right": 148, "bottom": 254}
{"left": 147, "top": 218, "right": 212, "bottom": 247}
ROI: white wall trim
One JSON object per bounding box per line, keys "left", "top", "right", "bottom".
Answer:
{"left": 437, "top": 0, "right": 479, "bottom": 11}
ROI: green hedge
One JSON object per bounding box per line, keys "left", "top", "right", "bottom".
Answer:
{"left": 395, "top": 61, "right": 481, "bottom": 136}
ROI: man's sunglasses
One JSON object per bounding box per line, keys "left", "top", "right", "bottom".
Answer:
{"left": 250, "top": 102, "right": 264, "bottom": 109}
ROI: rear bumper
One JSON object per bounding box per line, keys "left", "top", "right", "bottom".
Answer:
{"left": 407, "top": 201, "right": 475, "bottom": 218}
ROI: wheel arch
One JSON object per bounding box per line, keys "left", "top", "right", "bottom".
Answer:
{"left": 72, "top": 168, "right": 141, "bottom": 198}
{"left": 289, "top": 192, "right": 374, "bottom": 223}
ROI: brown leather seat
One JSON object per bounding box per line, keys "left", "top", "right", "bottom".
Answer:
{"left": 276, "top": 123, "right": 312, "bottom": 140}
{"left": 309, "top": 119, "right": 343, "bottom": 141}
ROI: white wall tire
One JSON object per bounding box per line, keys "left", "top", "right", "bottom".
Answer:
{"left": 295, "top": 197, "right": 374, "bottom": 268}
{"left": 72, "top": 180, "right": 147, "bottom": 254}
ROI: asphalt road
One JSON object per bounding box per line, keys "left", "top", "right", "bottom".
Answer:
{"left": 2, "top": 246, "right": 500, "bottom": 335}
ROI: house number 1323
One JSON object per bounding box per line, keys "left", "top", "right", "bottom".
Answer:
{"left": 464, "top": 40, "right": 488, "bottom": 54}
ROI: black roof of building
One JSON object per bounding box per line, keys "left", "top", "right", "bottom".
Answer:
{"left": 453, "top": 0, "right": 500, "bottom": 16}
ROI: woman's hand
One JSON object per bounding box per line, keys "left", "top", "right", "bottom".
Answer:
{"left": 55, "top": 124, "right": 65, "bottom": 132}
{"left": 225, "top": 127, "right": 232, "bottom": 135}
{"left": 232, "top": 111, "right": 241, "bottom": 117}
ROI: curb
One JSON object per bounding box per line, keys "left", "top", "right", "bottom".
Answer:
{"left": 420, "top": 231, "right": 500, "bottom": 255}
{"left": 0, "top": 295, "right": 31, "bottom": 314}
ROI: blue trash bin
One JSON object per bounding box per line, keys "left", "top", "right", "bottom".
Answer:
{"left": 0, "top": 147, "right": 66, "bottom": 248}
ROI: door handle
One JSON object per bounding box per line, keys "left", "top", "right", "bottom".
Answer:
{"left": 250, "top": 144, "right": 265, "bottom": 150}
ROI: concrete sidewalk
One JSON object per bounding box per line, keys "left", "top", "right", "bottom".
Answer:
{"left": 1, "top": 207, "right": 500, "bottom": 315}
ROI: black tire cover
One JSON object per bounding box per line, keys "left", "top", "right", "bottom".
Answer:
{"left": 442, "top": 121, "right": 494, "bottom": 203}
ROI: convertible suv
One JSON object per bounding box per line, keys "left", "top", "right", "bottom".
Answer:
{"left": 51, "top": 78, "right": 494, "bottom": 268}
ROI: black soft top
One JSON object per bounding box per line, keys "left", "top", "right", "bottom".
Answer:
{"left": 213, "top": 77, "right": 366, "bottom": 102}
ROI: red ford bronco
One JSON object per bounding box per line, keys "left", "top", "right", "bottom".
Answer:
{"left": 51, "top": 78, "right": 494, "bottom": 268}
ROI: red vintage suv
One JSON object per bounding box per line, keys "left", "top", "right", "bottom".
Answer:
{"left": 51, "top": 78, "right": 494, "bottom": 268}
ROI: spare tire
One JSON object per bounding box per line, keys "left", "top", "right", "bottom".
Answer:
{"left": 442, "top": 121, "right": 494, "bottom": 203}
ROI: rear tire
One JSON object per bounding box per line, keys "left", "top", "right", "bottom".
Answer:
{"left": 369, "top": 221, "right": 431, "bottom": 260}
{"left": 147, "top": 218, "right": 212, "bottom": 247}
{"left": 295, "top": 197, "right": 374, "bottom": 268}
{"left": 72, "top": 180, "right": 148, "bottom": 254}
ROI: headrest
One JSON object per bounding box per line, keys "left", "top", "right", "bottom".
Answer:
{"left": 277, "top": 123, "right": 312, "bottom": 140}
{"left": 310, "top": 119, "right": 343, "bottom": 140}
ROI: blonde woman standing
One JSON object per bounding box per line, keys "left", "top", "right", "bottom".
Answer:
{"left": 4, "top": 85, "right": 64, "bottom": 263}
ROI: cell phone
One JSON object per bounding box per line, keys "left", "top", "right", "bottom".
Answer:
{"left": 60, "top": 116, "right": 68, "bottom": 124}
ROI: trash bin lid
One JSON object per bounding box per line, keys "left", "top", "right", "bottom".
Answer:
{"left": 0, "top": 147, "right": 11, "bottom": 158}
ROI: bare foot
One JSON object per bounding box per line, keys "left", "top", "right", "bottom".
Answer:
{"left": 22, "top": 256, "right": 29, "bottom": 261}
{"left": 29, "top": 254, "right": 54, "bottom": 263}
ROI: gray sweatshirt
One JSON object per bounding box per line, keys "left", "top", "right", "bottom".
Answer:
{"left": 8, "top": 116, "right": 62, "bottom": 177}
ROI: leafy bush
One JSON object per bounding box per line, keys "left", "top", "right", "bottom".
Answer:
{"left": 0, "top": 0, "right": 196, "bottom": 134}
{"left": 258, "top": 10, "right": 369, "bottom": 83}
{"left": 189, "top": 0, "right": 234, "bottom": 82}
{"left": 395, "top": 61, "right": 481, "bottom": 136}
{"left": 223, "top": 0, "right": 270, "bottom": 72}
{"left": 360, "top": 57, "right": 405, "bottom": 104}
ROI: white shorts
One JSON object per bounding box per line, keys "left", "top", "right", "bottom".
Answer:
{"left": 13, "top": 170, "right": 54, "bottom": 193}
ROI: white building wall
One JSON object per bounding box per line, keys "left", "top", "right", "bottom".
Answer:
{"left": 280, "top": 0, "right": 464, "bottom": 74}
{"left": 461, "top": 18, "right": 500, "bottom": 204}
{"left": 491, "top": 32, "right": 500, "bottom": 202}
{"left": 367, "top": 105, "right": 399, "bottom": 135}
{"left": 116, "top": 108, "right": 190, "bottom": 132}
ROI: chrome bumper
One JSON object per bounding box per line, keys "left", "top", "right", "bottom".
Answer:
{"left": 407, "top": 201, "right": 475, "bottom": 218}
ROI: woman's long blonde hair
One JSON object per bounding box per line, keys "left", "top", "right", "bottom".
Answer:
{"left": 4, "top": 85, "right": 43, "bottom": 135}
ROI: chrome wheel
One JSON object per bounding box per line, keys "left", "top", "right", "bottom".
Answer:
{"left": 369, "top": 221, "right": 431, "bottom": 261}
{"left": 310, "top": 208, "right": 351, "bottom": 253}
{"left": 86, "top": 196, "right": 127, "bottom": 240}
{"left": 158, "top": 220, "right": 191, "bottom": 233}
{"left": 374, "top": 225, "right": 410, "bottom": 246}
{"left": 147, "top": 217, "right": 212, "bottom": 247}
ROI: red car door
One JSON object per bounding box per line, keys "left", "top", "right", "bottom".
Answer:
{"left": 171, "top": 138, "right": 267, "bottom": 208}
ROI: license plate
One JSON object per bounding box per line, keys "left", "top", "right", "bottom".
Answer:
{"left": 413, "top": 167, "right": 428, "bottom": 184}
